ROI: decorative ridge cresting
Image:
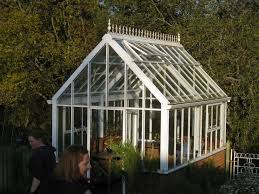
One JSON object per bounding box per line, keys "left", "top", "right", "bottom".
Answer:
{"left": 107, "top": 19, "right": 180, "bottom": 43}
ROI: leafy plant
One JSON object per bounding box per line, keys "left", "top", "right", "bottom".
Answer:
{"left": 108, "top": 142, "right": 141, "bottom": 189}
{"left": 109, "top": 143, "right": 141, "bottom": 175}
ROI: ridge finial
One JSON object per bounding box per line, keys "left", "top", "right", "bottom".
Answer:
{"left": 108, "top": 19, "right": 111, "bottom": 32}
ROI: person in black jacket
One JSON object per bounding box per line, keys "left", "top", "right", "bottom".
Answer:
{"left": 50, "top": 144, "right": 92, "bottom": 194}
{"left": 28, "top": 130, "right": 56, "bottom": 194}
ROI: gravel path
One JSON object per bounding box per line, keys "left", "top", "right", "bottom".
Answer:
{"left": 219, "top": 177, "right": 259, "bottom": 194}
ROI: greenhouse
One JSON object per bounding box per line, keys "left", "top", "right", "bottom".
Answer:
{"left": 49, "top": 20, "right": 230, "bottom": 174}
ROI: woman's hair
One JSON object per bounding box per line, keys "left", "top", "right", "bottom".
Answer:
{"left": 54, "top": 144, "right": 89, "bottom": 182}
{"left": 29, "top": 130, "right": 49, "bottom": 145}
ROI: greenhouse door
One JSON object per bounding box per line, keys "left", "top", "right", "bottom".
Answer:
{"left": 126, "top": 110, "right": 139, "bottom": 147}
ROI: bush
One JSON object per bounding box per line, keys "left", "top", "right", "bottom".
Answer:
{"left": 110, "top": 143, "right": 141, "bottom": 176}
{"left": 129, "top": 162, "right": 226, "bottom": 194}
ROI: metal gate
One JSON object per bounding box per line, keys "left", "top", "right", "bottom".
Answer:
{"left": 230, "top": 149, "right": 259, "bottom": 178}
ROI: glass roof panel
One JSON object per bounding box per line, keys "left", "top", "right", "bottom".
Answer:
{"left": 55, "top": 34, "right": 227, "bottom": 107}
{"left": 127, "top": 68, "right": 160, "bottom": 108}
{"left": 115, "top": 39, "right": 227, "bottom": 104}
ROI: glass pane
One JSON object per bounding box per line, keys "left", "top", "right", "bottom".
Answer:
{"left": 73, "top": 107, "right": 87, "bottom": 145}
{"left": 127, "top": 68, "right": 141, "bottom": 108}
{"left": 63, "top": 107, "right": 72, "bottom": 149}
{"left": 90, "top": 109, "right": 123, "bottom": 154}
{"left": 108, "top": 46, "right": 124, "bottom": 107}
{"left": 64, "top": 133, "right": 71, "bottom": 148}
{"left": 137, "top": 62, "right": 190, "bottom": 103}
{"left": 168, "top": 110, "right": 175, "bottom": 169}
{"left": 120, "top": 41, "right": 144, "bottom": 61}
{"left": 216, "top": 129, "right": 220, "bottom": 149}
{"left": 90, "top": 63, "right": 106, "bottom": 106}
{"left": 107, "top": 110, "right": 123, "bottom": 137}
{"left": 90, "top": 46, "right": 106, "bottom": 106}
{"left": 58, "top": 106, "right": 88, "bottom": 153}
{"left": 127, "top": 68, "right": 161, "bottom": 108}
{"left": 74, "top": 131, "right": 82, "bottom": 145}
{"left": 91, "top": 46, "right": 106, "bottom": 64}
{"left": 201, "top": 105, "right": 206, "bottom": 155}
{"left": 212, "top": 131, "right": 216, "bottom": 151}
{"left": 73, "top": 66, "right": 88, "bottom": 105}
{"left": 82, "top": 108, "right": 88, "bottom": 146}
{"left": 57, "top": 85, "right": 71, "bottom": 105}
{"left": 57, "top": 107, "right": 63, "bottom": 156}
{"left": 169, "top": 107, "right": 195, "bottom": 169}
{"left": 139, "top": 110, "right": 160, "bottom": 171}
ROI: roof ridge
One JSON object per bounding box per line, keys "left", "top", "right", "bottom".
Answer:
{"left": 107, "top": 19, "right": 180, "bottom": 43}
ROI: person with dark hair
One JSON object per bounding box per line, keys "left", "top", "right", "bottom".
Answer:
{"left": 28, "top": 130, "right": 56, "bottom": 194}
{"left": 49, "top": 144, "right": 92, "bottom": 194}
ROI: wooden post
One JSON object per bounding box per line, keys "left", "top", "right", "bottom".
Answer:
{"left": 225, "top": 140, "right": 231, "bottom": 176}
{"left": 230, "top": 148, "right": 233, "bottom": 179}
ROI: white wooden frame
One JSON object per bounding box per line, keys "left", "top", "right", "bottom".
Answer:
{"left": 50, "top": 24, "right": 229, "bottom": 173}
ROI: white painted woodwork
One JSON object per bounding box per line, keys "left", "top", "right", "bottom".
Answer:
{"left": 187, "top": 107, "right": 191, "bottom": 160}
{"left": 141, "top": 85, "right": 146, "bottom": 159}
{"left": 62, "top": 107, "right": 66, "bottom": 151}
{"left": 52, "top": 101, "right": 58, "bottom": 160}
{"left": 174, "top": 109, "right": 177, "bottom": 167}
{"left": 160, "top": 106, "right": 169, "bottom": 172}
{"left": 71, "top": 81, "right": 74, "bottom": 145}
{"left": 50, "top": 21, "right": 230, "bottom": 174}
{"left": 205, "top": 105, "right": 208, "bottom": 154}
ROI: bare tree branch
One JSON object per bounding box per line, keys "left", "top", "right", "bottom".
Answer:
{"left": 51, "top": 17, "right": 59, "bottom": 42}
{"left": 150, "top": 0, "right": 173, "bottom": 27}
{"left": 17, "top": 0, "right": 24, "bottom": 12}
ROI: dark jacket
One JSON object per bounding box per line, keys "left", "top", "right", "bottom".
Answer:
{"left": 45, "top": 177, "right": 91, "bottom": 194}
{"left": 29, "top": 145, "right": 56, "bottom": 193}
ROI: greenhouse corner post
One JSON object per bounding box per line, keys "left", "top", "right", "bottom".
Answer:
{"left": 71, "top": 81, "right": 74, "bottom": 145}
{"left": 52, "top": 101, "right": 58, "bottom": 160}
{"left": 160, "top": 105, "right": 169, "bottom": 172}
{"left": 87, "top": 61, "right": 91, "bottom": 179}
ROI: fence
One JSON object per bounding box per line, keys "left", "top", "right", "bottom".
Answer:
{"left": 0, "top": 145, "right": 31, "bottom": 194}
{"left": 230, "top": 149, "right": 259, "bottom": 179}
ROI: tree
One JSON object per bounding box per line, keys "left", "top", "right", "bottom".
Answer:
{"left": 0, "top": 0, "right": 258, "bottom": 151}
{"left": 105, "top": 0, "right": 259, "bottom": 151}
{"left": 0, "top": 0, "right": 107, "bottom": 131}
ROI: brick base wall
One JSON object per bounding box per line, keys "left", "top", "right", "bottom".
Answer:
{"left": 195, "top": 149, "right": 226, "bottom": 169}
